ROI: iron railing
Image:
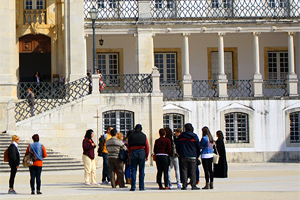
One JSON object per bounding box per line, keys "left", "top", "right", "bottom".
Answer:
{"left": 228, "top": 80, "right": 252, "bottom": 97}
{"left": 15, "top": 77, "right": 90, "bottom": 122}
{"left": 192, "top": 80, "right": 217, "bottom": 97}
{"left": 151, "top": 0, "right": 300, "bottom": 19}
{"left": 160, "top": 81, "right": 182, "bottom": 99}
{"left": 101, "top": 74, "right": 152, "bottom": 93}
{"left": 18, "top": 82, "right": 66, "bottom": 99}
{"left": 84, "top": 0, "right": 138, "bottom": 20}
{"left": 263, "top": 79, "right": 287, "bottom": 97}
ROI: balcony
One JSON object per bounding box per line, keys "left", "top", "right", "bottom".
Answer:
{"left": 83, "top": 0, "right": 300, "bottom": 21}
{"left": 24, "top": 9, "right": 47, "bottom": 25}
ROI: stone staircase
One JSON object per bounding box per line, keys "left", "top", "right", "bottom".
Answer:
{"left": 0, "top": 133, "right": 83, "bottom": 172}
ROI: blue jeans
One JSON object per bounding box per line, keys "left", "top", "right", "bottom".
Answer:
{"left": 125, "top": 164, "right": 131, "bottom": 179}
{"left": 102, "top": 153, "right": 110, "bottom": 182}
{"left": 130, "top": 149, "right": 145, "bottom": 190}
{"left": 29, "top": 166, "right": 42, "bottom": 192}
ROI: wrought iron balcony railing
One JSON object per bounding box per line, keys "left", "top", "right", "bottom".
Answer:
{"left": 160, "top": 80, "right": 183, "bottom": 99}
{"left": 84, "top": 0, "right": 138, "bottom": 20}
{"left": 151, "top": 0, "right": 300, "bottom": 19}
{"left": 100, "top": 74, "right": 152, "bottom": 93}
{"left": 193, "top": 80, "right": 217, "bottom": 98}
{"left": 84, "top": 0, "right": 300, "bottom": 20}
{"left": 228, "top": 80, "right": 252, "bottom": 97}
{"left": 263, "top": 79, "right": 287, "bottom": 97}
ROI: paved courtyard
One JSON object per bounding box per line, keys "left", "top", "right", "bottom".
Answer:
{"left": 0, "top": 163, "right": 299, "bottom": 200}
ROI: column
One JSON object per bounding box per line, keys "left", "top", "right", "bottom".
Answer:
{"left": 68, "top": 0, "right": 87, "bottom": 81}
{"left": 136, "top": 29, "right": 154, "bottom": 74}
{"left": 138, "top": 0, "right": 151, "bottom": 20}
{"left": 0, "top": 0, "right": 18, "bottom": 132}
{"left": 217, "top": 33, "right": 228, "bottom": 97}
{"left": 286, "top": 32, "right": 298, "bottom": 96}
{"left": 182, "top": 33, "right": 193, "bottom": 99}
{"left": 252, "top": 32, "right": 263, "bottom": 97}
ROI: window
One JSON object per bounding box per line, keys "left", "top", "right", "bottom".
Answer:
{"left": 208, "top": 47, "right": 238, "bottom": 80}
{"left": 267, "top": 51, "right": 288, "bottom": 80}
{"left": 290, "top": 112, "right": 300, "bottom": 143}
{"left": 24, "top": 0, "right": 45, "bottom": 9}
{"left": 268, "top": 0, "right": 276, "bottom": 7}
{"left": 97, "top": 0, "right": 105, "bottom": 8}
{"left": 97, "top": 53, "right": 118, "bottom": 75}
{"left": 223, "top": 0, "right": 231, "bottom": 8}
{"left": 103, "top": 110, "right": 134, "bottom": 135}
{"left": 211, "top": 52, "right": 233, "bottom": 80}
{"left": 163, "top": 113, "right": 184, "bottom": 131}
{"left": 212, "top": 0, "right": 219, "bottom": 8}
{"left": 155, "top": 52, "right": 177, "bottom": 83}
{"left": 167, "top": 0, "right": 175, "bottom": 9}
{"left": 225, "top": 112, "right": 249, "bottom": 143}
{"left": 155, "top": 0, "right": 163, "bottom": 9}
{"left": 109, "top": 0, "right": 117, "bottom": 8}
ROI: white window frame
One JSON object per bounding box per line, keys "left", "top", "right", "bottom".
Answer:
{"left": 225, "top": 112, "right": 249, "bottom": 143}
{"left": 24, "top": 0, "right": 45, "bottom": 10}
{"left": 102, "top": 110, "right": 134, "bottom": 135}
{"left": 220, "top": 108, "right": 254, "bottom": 148}
{"left": 267, "top": 51, "right": 288, "bottom": 80}
{"left": 285, "top": 108, "right": 300, "bottom": 147}
{"left": 155, "top": 52, "right": 177, "bottom": 83}
{"left": 289, "top": 112, "right": 300, "bottom": 143}
{"left": 163, "top": 113, "right": 184, "bottom": 131}
{"left": 211, "top": 51, "right": 233, "bottom": 80}
{"left": 97, "top": 53, "right": 119, "bottom": 75}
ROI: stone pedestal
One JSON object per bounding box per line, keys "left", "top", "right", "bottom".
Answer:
{"left": 217, "top": 74, "right": 228, "bottom": 97}
{"left": 252, "top": 73, "right": 263, "bottom": 97}
{"left": 287, "top": 74, "right": 299, "bottom": 97}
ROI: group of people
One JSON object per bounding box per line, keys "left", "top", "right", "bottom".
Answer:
{"left": 82, "top": 123, "right": 228, "bottom": 191}
{"left": 7, "top": 134, "right": 47, "bottom": 194}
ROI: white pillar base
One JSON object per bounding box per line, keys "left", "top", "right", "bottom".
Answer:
{"left": 287, "top": 73, "right": 299, "bottom": 97}
{"left": 252, "top": 73, "right": 263, "bottom": 97}
{"left": 217, "top": 79, "right": 228, "bottom": 98}
{"left": 91, "top": 74, "right": 100, "bottom": 96}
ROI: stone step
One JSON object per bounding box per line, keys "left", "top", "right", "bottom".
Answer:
{"left": 0, "top": 134, "right": 83, "bottom": 173}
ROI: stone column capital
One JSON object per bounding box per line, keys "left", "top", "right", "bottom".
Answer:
{"left": 181, "top": 33, "right": 191, "bottom": 37}
{"left": 218, "top": 32, "right": 226, "bottom": 37}
{"left": 286, "top": 32, "right": 296, "bottom": 36}
{"left": 252, "top": 32, "right": 261, "bottom": 36}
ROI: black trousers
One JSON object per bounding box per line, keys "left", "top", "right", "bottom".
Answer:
{"left": 202, "top": 158, "right": 214, "bottom": 183}
{"left": 9, "top": 165, "right": 18, "bottom": 189}
{"left": 155, "top": 155, "right": 169, "bottom": 187}
{"left": 29, "top": 166, "right": 42, "bottom": 192}
{"left": 180, "top": 157, "right": 197, "bottom": 188}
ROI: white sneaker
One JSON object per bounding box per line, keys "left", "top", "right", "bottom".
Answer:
{"left": 91, "top": 182, "right": 100, "bottom": 185}
{"left": 85, "top": 182, "right": 91, "bottom": 185}
{"left": 177, "top": 183, "right": 182, "bottom": 188}
{"left": 169, "top": 183, "right": 173, "bottom": 188}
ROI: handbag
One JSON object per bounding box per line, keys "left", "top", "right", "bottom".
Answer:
{"left": 118, "top": 146, "right": 128, "bottom": 162}
{"left": 23, "top": 148, "right": 37, "bottom": 167}
{"left": 4, "top": 148, "right": 9, "bottom": 162}
{"left": 212, "top": 144, "right": 219, "bottom": 164}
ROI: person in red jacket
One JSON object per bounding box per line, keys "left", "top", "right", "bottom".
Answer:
{"left": 25, "top": 134, "right": 47, "bottom": 195}
{"left": 82, "top": 129, "right": 98, "bottom": 185}
{"left": 153, "top": 128, "right": 173, "bottom": 190}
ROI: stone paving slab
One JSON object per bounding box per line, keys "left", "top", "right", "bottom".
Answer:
{"left": 0, "top": 163, "right": 299, "bottom": 200}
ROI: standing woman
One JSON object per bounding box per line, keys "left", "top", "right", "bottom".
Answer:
{"left": 199, "top": 126, "right": 214, "bottom": 189}
{"left": 8, "top": 135, "right": 20, "bottom": 194}
{"left": 82, "top": 129, "right": 98, "bottom": 185}
{"left": 26, "top": 134, "right": 47, "bottom": 194}
{"left": 153, "top": 128, "right": 173, "bottom": 190}
{"left": 214, "top": 130, "right": 228, "bottom": 178}
{"left": 165, "top": 127, "right": 182, "bottom": 189}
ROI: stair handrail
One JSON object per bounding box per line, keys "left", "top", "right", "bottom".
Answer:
{"left": 15, "top": 76, "right": 90, "bottom": 122}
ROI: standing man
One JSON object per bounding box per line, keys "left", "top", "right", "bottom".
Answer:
{"left": 106, "top": 129, "right": 127, "bottom": 188}
{"left": 128, "top": 124, "right": 149, "bottom": 191}
{"left": 175, "top": 123, "right": 200, "bottom": 190}
{"left": 26, "top": 87, "right": 35, "bottom": 117}
{"left": 101, "top": 126, "right": 113, "bottom": 184}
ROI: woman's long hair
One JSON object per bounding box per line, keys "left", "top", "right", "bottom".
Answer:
{"left": 85, "top": 129, "right": 94, "bottom": 139}
{"left": 202, "top": 126, "right": 214, "bottom": 144}
{"left": 164, "top": 127, "right": 173, "bottom": 140}
{"left": 216, "top": 130, "right": 224, "bottom": 140}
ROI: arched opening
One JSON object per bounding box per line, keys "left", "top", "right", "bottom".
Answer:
{"left": 19, "top": 34, "right": 51, "bottom": 82}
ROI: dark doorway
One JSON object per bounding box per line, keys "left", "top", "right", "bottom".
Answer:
{"left": 19, "top": 34, "right": 51, "bottom": 82}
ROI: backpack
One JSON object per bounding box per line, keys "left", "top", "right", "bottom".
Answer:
{"left": 4, "top": 148, "right": 9, "bottom": 162}
{"left": 97, "top": 135, "right": 106, "bottom": 157}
